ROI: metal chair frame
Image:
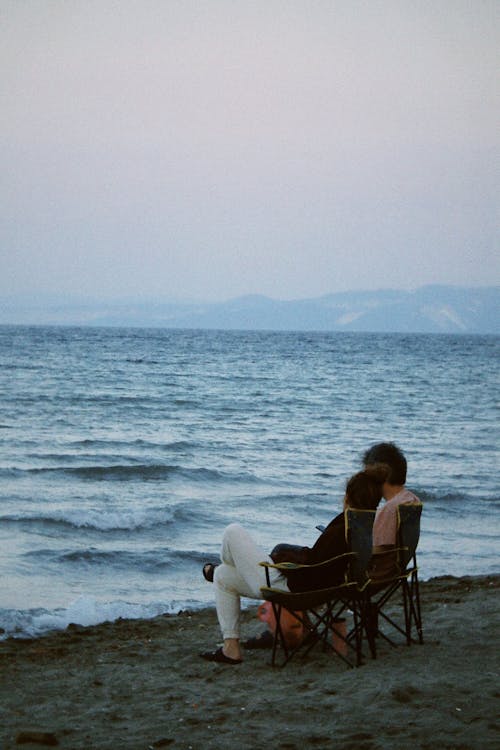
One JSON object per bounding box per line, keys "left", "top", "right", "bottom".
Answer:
{"left": 363, "top": 502, "right": 424, "bottom": 656}
{"left": 259, "top": 508, "right": 376, "bottom": 668}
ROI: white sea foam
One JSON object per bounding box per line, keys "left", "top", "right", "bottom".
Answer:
{"left": 0, "top": 595, "right": 198, "bottom": 640}
{"left": 1, "top": 506, "right": 177, "bottom": 531}
{"left": 58, "top": 507, "right": 174, "bottom": 531}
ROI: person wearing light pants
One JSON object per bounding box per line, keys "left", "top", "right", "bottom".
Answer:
{"left": 214, "top": 523, "right": 288, "bottom": 644}
{"left": 200, "top": 464, "right": 389, "bottom": 665}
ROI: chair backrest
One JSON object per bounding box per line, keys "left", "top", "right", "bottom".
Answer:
{"left": 346, "top": 508, "right": 376, "bottom": 584}
{"left": 396, "top": 503, "right": 423, "bottom": 570}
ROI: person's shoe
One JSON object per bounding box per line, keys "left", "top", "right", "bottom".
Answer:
{"left": 202, "top": 563, "right": 217, "bottom": 583}
{"left": 243, "top": 629, "right": 274, "bottom": 649}
{"left": 200, "top": 646, "right": 242, "bottom": 665}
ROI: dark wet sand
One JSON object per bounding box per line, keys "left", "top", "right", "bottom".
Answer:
{"left": 1, "top": 575, "right": 499, "bottom": 750}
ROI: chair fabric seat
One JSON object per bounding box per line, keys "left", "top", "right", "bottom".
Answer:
{"left": 260, "top": 580, "right": 357, "bottom": 611}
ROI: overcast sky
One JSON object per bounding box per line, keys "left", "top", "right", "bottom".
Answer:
{"left": 1, "top": 0, "right": 498, "bottom": 303}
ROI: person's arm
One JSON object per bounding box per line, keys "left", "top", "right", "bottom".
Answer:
{"left": 270, "top": 543, "right": 310, "bottom": 565}
{"left": 307, "top": 513, "right": 347, "bottom": 563}
{"left": 270, "top": 513, "right": 346, "bottom": 565}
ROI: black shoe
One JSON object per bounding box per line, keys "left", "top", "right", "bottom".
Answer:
{"left": 200, "top": 646, "right": 242, "bottom": 665}
{"left": 202, "top": 563, "right": 217, "bottom": 583}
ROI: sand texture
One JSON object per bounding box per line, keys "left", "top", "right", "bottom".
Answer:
{"left": 1, "top": 575, "right": 499, "bottom": 750}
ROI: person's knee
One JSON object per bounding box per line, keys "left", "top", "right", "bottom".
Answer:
{"left": 213, "top": 562, "right": 236, "bottom": 592}
{"left": 213, "top": 563, "right": 223, "bottom": 586}
{"left": 223, "top": 522, "right": 245, "bottom": 545}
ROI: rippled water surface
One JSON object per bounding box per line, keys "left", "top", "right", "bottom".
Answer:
{"left": 0, "top": 326, "right": 498, "bottom": 637}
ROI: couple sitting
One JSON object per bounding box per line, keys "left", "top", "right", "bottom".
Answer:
{"left": 201, "top": 442, "right": 420, "bottom": 665}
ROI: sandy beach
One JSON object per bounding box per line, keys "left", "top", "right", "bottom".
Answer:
{"left": 1, "top": 575, "right": 499, "bottom": 750}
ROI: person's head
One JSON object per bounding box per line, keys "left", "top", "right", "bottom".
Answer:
{"left": 344, "top": 464, "right": 390, "bottom": 511}
{"left": 362, "top": 442, "right": 407, "bottom": 486}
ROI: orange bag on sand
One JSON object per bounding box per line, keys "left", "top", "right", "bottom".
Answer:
{"left": 257, "top": 601, "right": 304, "bottom": 647}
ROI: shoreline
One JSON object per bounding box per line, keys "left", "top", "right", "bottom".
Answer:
{"left": 2, "top": 574, "right": 499, "bottom": 749}
{"left": 3, "top": 565, "right": 497, "bottom": 642}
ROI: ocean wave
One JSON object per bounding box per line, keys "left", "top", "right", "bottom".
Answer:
{"left": 417, "top": 489, "right": 500, "bottom": 505}
{"left": 0, "top": 463, "right": 247, "bottom": 483}
{"left": 25, "top": 452, "right": 130, "bottom": 464}
{"left": 69, "top": 438, "right": 196, "bottom": 451}
{"left": 0, "top": 506, "right": 193, "bottom": 532}
{"left": 124, "top": 357, "right": 160, "bottom": 365}
{"left": 23, "top": 546, "right": 217, "bottom": 571}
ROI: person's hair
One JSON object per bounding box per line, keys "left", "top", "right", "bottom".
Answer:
{"left": 362, "top": 442, "right": 407, "bottom": 485}
{"left": 345, "top": 464, "right": 390, "bottom": 510}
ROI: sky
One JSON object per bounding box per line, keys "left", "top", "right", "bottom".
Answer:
{"left": 1, "top": 0, "right": 499, "bottom": 303}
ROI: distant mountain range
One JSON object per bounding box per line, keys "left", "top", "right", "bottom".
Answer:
{"left": 1, "top": 285, "right": 498, "bottom": 334}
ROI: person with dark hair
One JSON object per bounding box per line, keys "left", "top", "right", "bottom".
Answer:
{"left": 200, "top": 465, "right": 388, "bottom": 665}
{"left": 362, "top": 442, "right": 407, "bottom": 486}
{"left": 362, "top": 442, "right": 420, "bottom": 553}
{"left": 271, "top": 463, "right": 389, "bottom": 592}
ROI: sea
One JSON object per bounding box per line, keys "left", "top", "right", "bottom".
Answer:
{"left": 0, "top": 325, "right": 498, "bottom": 640}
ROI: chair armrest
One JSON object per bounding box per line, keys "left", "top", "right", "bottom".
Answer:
{"left": 260, "top": 552, "right": 356, "bottom": 587}
{"left": 371, "top": 545, "right": 408, "bottom": 560}
{"left": 259, "top": 560, "right": 304, "bottom": 571}
{"left": 259, "top": 551, "right": 355, "bottom": 572}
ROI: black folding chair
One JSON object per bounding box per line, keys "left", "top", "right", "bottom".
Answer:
{"left": 259, "top": 508, "right": 376, "bottom": 667}
{"left": 365, "top": 502, "right": 424, "bottom": 655}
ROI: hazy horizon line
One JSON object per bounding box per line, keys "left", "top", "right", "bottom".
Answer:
{"left": 1, "top": 281, "right": 499, "bottom": 308}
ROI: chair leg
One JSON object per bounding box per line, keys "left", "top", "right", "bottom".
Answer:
{"left": 269, "top": 602, "right": 287, "bottom": 667}
{"left": 369, "top": 572, "right": 425, "bottom": 649}
{"left": 370, "top": 582, "right": 408, "bottom": 647}
{"left": 408, "top": 572, "right": 424, "bottom": 644}
{"left": 415, "top": 580, "right": 423, "bottom": 644}
{"left": 268, "top": 605, "right": 321, "bottom": 667}
{"left": 352, "top": 605, "right": 363, "bottom": 666}
{"left": 264, "top": 595, "right": 366, "bottom": 669}
{"left": 401, "top": 579, "right": 412, "bottom": 645}
{"left": 365, "top": 600, "right": 378, "bottom": 659}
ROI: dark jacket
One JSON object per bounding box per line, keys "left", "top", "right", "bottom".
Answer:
{"left": 270, "top": 512, "right": 348, "bottom": 593}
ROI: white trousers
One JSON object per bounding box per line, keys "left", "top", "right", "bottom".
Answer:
{"left": 213, "top": 523, "right": 289, "bottom": 640}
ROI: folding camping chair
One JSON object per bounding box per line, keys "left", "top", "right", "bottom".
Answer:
{"left": 259, "top": 508, "right": 376, "bottom": 668}
{"left": 364, "top": 502, "right": 423, "bottom": 655}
